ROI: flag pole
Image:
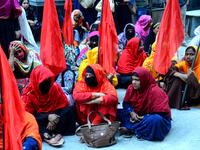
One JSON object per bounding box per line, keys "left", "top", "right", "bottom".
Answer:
{"left": 181, "top": 43, "right": 200, "bottom": 107}
{"left": 97, "top": 0, "right": 104, "bottom": 64}
{"left": 0, "top": 74, "right": 5, "bottom": 150}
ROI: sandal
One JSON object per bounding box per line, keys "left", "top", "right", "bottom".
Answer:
{"left": 44, "top": 134, "right": 62, "bottom": 144}
{"left": 50, "top": 137, "right": 65, "bottom": 147}
{"left": 122, "top": 133, "right": 133, "bottom": 138}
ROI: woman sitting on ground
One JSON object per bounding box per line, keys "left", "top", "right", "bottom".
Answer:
{"left": 117, "top": 37, "right": 147, "bottom": 88}
{"left": 135, "top": 15, "right": 152, "bottom": 44}
{"left": 76, "top": 32, "right": 118, "bottom": 86}
{"left": 163, "top": 46, "right": 200, "bottom": 110}
{"left": 8, "top": 41, "right": 41, "bottom": 79}
{"left": 117, "top": 67, "right": 171, "bottom": 141}
{"left": 142, "top": 41, "right": 178, "bottom": 86}
{"left": 73, "top": 64, "right": 118, "bottom": 125}
{"left": 117, "top": 23, "right": 138, "bottom": 56}
{"left": 22, "top": 65, "right": 77, "bottom": 146}
{"left": 144, "top": 22, "right": 160, "bottom": 56}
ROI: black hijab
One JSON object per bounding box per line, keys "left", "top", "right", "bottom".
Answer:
{"left": 85, "top": 66, "right": 98, "bottom": 87}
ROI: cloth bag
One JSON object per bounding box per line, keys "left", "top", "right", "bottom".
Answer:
{"left": 79, "top": 0, "right": 96, "bottom": 9}
{"left": 95, "top": 0, "right": 115, "bottom": 12}
{"left": 75, "top": 111, "right": 120, "bottom": 148}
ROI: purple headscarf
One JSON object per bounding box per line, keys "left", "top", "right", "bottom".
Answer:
{"left": 0, "top": 0, "right": 22, "bottom": 19}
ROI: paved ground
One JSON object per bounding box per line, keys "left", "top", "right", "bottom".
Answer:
{"left": 29, "top": 38, "right": 200, "bottom": 149}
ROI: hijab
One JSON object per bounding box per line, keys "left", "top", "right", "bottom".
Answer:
{"left": 85, "top": 66, "right": 98, "bottom": 87}
{"left": 175, "top": 46, "right": 200, "bottom": 82}
{"left": 126, "top": 25, "right": 136, "bottom": 40}
{"left": 123, "top": 67, "right": 171, "bottom": 119}
{"left": 117, "top": 37, "right": 147, "bottom": 74}
{"left": 22, "top": 65, "right": 70, "bottom": 114}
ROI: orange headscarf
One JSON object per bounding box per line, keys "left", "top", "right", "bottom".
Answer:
{"left": 175, "top": 46, "right": 200, "bottom": 82}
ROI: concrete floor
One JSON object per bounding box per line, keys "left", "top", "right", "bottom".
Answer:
{"left": 42, "top": 88, "right": 200, "bottom": 150}
{"left": 29, "top": 38, "right": 200, "bottom": 149}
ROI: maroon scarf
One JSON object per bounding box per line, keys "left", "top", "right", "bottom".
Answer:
{"left": 124, "top": 67, "right": 171, "bottom": 119}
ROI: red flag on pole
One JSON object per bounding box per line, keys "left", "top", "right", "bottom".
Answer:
{"left": 98, "top": 0, "right": 118, "bottom": 74}
{"left": 40, "top": 0, "right": 66, "bottom": 76}
{"left": 153, "top": 0, "right": 184, "bottom": 75}
{"left": 62, "top": 0, "right": 74, "bottom": 45}
{"left": 0, "top": 44, "right": 25, "bottom": 149}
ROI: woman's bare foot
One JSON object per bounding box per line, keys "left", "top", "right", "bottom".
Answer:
{"left": 79, "top": 136, "right": 85, "bottom": 143}
{"left": 118, "top": 127, "right": 132, "bottom": 135}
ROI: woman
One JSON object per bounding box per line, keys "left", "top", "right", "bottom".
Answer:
{"left": 72, "top": 9, "right": 89, "bottom": 48}
{"left": 189, "top": 25, "right": 200, "bottom": 46}
{"left": 135, "top": 15, "right": 152, "bottom": 44}
{"left": 22, "top": 65, "right": 77, "bottom": 146}
{"left": 163, "top": 46, "right": 200, "bottom": 110}
{"left": 76, "top": 31, "right": 99, "bottom": 67}
{"left": 117, "top": 67, "right": 171, "bottom": 141}
{"left": 117, "top": 23, "right": 138, "bottom": 54}
{"left": 142, "top": 41, "right": 177, "bottom": 84}
{"left": 0, "top": 0, "right": 22, "bottom": 58}
{"left": 144, "top": 22, "right": 160, "bottom": 56}
{"left": 73, "top": 64, "right": 118, "bottom": 125}
{"left": 76, "top": 32, "right": 118, "bottom": 87}
{"left": 8, "top": 41, "right": 42, "bottom": 79}
{"left": 117, "top": 37, "right": 147, "bottom": 88}
{"left": 19, "top": 0, "right": 41, "bottom": 38}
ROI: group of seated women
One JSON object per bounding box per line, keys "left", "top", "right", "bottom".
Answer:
{"left": 4, "top": 10, "right": 200, "bottom": 149}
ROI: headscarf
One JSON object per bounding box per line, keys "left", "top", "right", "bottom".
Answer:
{"left": 135, "top": 15, "right": 152, "bottom": 43}
{"left": 175, "top": 46, "right": 200, "bottom": 82}
{"left": 77, "top": 31, "right": 99, "bottom": 60}
{"left": 71, "top": 9, "right": 83, "bottom": 27}
{"left": 144, "top": 22, "right": 160, "bottom": 54}
{"left": 74, "top": 64, "right": 117, "bottom": 97}
{"left": 0, "top": 0, "right": 22, "bottom": 19}
{"left": 123, "top": 67, "right": 171, "bottom": 119}
{"left": 89, "top": 23, "right": 99, "bottom": 33}
{"left": 126, "top": 25, "right": 135, "bottom": 40}
{"left": 117, "top": 37, "right": 147, "bottom": 74}
{"left": 22, "top": 65, "right": 70, "bottom": 114}
{"left": 117, "top": 23, "right": 138, "bottom": 52}
{"left": 85, "top": 66, "right": 98, "bottom": 87}
{"left": 8, "top": 41, "right": 42, "bottom": 77}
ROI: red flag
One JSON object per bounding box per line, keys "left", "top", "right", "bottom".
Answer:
{"left": 62, "top": 0, "right": 74, "bottom": 45}
{"left": 153, "top": 0, "right": 184, "bottom": 75}
{"left": 98, "top": 0, "right": 118, "bottom": 74}
{"left": 40, "top": 0, "right": 66, "bottom": 76}
{"left": 0, "top": 44, "right": 25, "bottom": 149}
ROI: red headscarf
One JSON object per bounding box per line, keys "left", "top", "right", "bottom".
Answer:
{"left": 74, "top": 64, "right": 117, "bottom": 97}
{"left": 117, "top": 37, "right": 147, "bottom": 74}
{"left": 22, "top": 65, "right": 70, "bottom": 114}
{"left": 123, "top": 67, "right": 171, "bottom": 119}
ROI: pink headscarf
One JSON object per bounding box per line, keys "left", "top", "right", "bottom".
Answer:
{"left": 0, "top": 0, "right": 22, "bottom": 19}
{"left": 77, "top": 31, "right": 99, "bottom": 59}
{"left": 135, "top": 15, "right": 151, "bottom": 43}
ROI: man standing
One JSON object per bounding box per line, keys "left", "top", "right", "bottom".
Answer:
{"left": 134, "top": 0, "right": 149, "bottom": 23}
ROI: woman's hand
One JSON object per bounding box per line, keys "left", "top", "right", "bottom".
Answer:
{"left": 80, "top": 97, "right": 102, "bottom": 105}
{"left": 130, "top": 111, "right": 143, "bottom": 123}
{"left": 10, "top": 43, "right": 21, "bottom": 55}
{"left": 46, "top": 122, "right": 57, "bottom": 131}
{"left": 106, "top": 73, "right": 114, "bottom": 83}
{"left": 81, "top": 26, "right": 88, "bottom": 32}
{"left": 174, "top": 72, "right": 188, "bottom": 83}
{"left": 95, "top": 93, "right": 106, "bottom": 98}
{"left": 48, "top": 114, "right": 60, "bottom": 124}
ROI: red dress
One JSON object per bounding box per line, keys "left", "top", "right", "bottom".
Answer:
{"left": 73, "top": 64, "right": 118, "bottom": 125}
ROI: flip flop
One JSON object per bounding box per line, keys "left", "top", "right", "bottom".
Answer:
{"left": 122, "top": 133, "right": 133, "bottom": 138}
{"left": 51, "top": 137, "right": 65, "bottom": 147}
{"left": 44, "top": 134, "right": 62, "bottom": 144}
